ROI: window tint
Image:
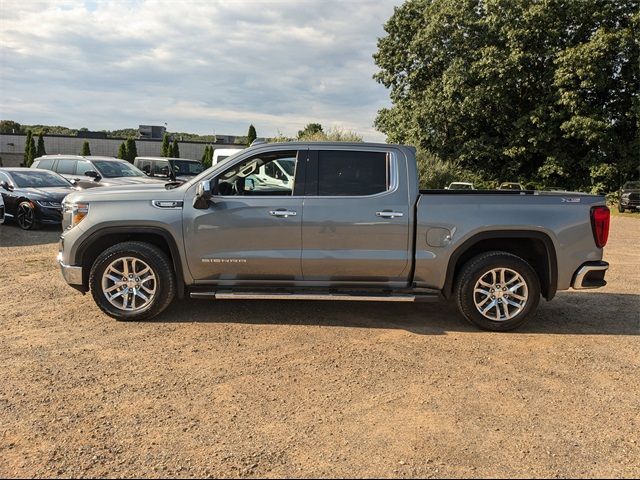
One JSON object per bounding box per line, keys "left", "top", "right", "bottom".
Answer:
{"left": 76, "top": 161, "right": 94, "bottom": 175}
{"left": 36, "top": 159, "right": 54, "bottom": 170}
{"left": 56, "top": 159, "right": 76, "bottom": 175}
{"left": 317, "top": 151, "right": 389, "bottom": 196}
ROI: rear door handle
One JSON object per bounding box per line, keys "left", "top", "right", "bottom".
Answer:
{"left": 376, "top": 211, "right": 404, "bottom": 218}
{"left": 269, "top": 210, "right": 297, "bottom": 218}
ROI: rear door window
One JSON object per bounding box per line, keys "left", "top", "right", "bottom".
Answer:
{"left": 55, "top": 159, "right": 76, "bottom": 175}
{"left": 35, "top": 158, "right": 55, "bottom": 170}
{"left": 316, "top": 150, "right": 390, "bottom": 196}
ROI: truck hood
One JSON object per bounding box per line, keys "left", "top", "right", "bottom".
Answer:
{"left": 64, "top": 182, "right": 186, "bottom": 203}
{"left": 97, "top": 176, "right": 166, "bottom": 186}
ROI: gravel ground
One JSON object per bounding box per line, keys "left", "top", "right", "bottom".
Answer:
{"left": 0, "top": 216, "right": 638, "bottom": 478}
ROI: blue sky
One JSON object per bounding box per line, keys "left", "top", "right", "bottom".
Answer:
{"left": 0, "top": 0, "right": 401, "bottom": 140}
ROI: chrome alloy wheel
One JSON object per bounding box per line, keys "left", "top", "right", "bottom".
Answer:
{"left": 101, "top": 256, "right": 157, "bottom": 312}
{"left": 473, "top": 268, "right": 528, "bottom": 321}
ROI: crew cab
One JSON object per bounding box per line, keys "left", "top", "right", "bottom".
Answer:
{"left": 57, "top": 142, "right": 610, "bottom": 331}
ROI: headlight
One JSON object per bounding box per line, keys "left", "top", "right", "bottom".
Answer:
{"left": 36, "top": 200, "right": 62, "bottom": 208}
{"left": 621, "top": 193, "right": 630, "bottom": 199}
{"left": 63, "top": 202, "right": 89, "bottom": 227}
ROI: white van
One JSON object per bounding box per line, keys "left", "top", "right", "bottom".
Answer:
{"left": 212, "top": 148, "right": 243, "bottom": 166}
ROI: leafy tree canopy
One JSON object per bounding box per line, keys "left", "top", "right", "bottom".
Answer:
{"left": 297, "top": 123, "right": 324, "bottom": 139}
{"left": 374, "top": 0, "right": 639, "bottom": 192}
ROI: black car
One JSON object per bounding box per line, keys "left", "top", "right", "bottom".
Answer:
{"left": 619, "top": 181, "right": 640, "bottom": 213}
{"left": 31, "top": 155, "right": 166, "bottom": 189}
{"left": 0, "top": 168, "right": 77, "bottom": 230}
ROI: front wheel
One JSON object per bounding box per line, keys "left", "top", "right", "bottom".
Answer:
{"left": 454, "top": 251, "right": 540, "bottom": 331}
{"left": 89, "top": 241, "right": 176, "bottom": 321}
{"left": 618, "top": 203, "right": 625, "bottom": 213}
{"left": 16, "top": 201, "right": 37, "bottom": 230}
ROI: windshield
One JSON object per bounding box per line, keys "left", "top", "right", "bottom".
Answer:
{"left": 170, "top": 160, "right": 204, "bottom": 176}
{"left": 623, "top": 181, "right": 640, "bottom": 190}
{"left": 11, "top": 170, "right": 71, "bottom": 188}
{"left": 92, "top": 160, "right": 145, "bottom": 178}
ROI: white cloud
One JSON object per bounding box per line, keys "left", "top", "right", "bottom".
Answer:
{"left": 0, "top": 0, "right": 400, "bottom": 141}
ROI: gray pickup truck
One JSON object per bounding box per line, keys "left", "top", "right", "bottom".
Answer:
{"left": 57, "top": 142, "right": 610, "bottom": 331}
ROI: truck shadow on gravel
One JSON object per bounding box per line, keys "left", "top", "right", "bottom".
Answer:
{"left": 0, "top": 223, "right": 61, "bottom": 247}
{"left": 155, "top": 291, "right": 639, "bottom": 336}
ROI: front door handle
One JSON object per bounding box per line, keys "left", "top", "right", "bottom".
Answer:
{"left": 269, "top": 209, "right": 297, "bottom": 218}
{"left": 376, "top": 211, "right": 404, "bottom": 218}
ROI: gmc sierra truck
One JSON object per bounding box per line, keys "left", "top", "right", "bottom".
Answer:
{"left": 57, "top": 142, "right": 610, "bottom": 331}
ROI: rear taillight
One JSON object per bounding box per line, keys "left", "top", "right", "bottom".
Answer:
{"left": 590, "top": 206, "right": 610, "bottom": 248}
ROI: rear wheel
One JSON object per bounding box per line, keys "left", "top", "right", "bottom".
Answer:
{"left": 454, "top": 251, "right": 540, "bottom": 331}
{"left": 89, "top": 241, "right": 176, "bottom": 321}
{"left": 16, "top": 201, "right": 37, "bottom": 230}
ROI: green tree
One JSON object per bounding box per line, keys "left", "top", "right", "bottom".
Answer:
{"left": 373, "top": 0, "right": 640, "bottom": 192}
{"left": 80, "top": 141, "right": 91, "bottom": 156}
{"left": 171, "top": 139, "right": 180, "bottom": 158}
{"left": 23, "top": 130, "right": 33, "bottom": 166}
{"left": 161, "top": 133, "right": 171, "bottom": 157}
{"left": 117, "top": 142, "right": 127, "bottom": 160}
{"left": 297, "top": 125, "right": 363, "bottom": 142}
{"left": 201, "top": 145, "right": 209, "bottom": 164}
{"left": 0, "top": 120, "right": 22, "bottom": 134}
{"left": 297, "top": 123, "right": 324, "bottom": 139}
{"left": 36, "top": 133, "right": 46, "bottom": 157}
{"left": 28, "top": 135, "right": 36, "bottom": 167}
{"left": 207, "top": 145, "right": 214, "bottom": 166}
{"left": 125, "top": 138, "right": 138, "bottom": 163}
{"left": 247, "top": 124, "right": 257, "bottom": 145}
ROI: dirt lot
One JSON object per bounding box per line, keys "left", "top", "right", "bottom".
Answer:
{"left": 0, "top": 216, "right": 638, "bottom": 478}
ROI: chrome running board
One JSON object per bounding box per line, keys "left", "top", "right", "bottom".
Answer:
{"left": 190, "top": 291, "right": 432, "bottom": 302}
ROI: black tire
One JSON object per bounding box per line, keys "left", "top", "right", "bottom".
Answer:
{"left": 16, "top": 200, "right": 38, "bottom": 230}
{"left": 454, "top": 251, "right": 540, "bottom": 331}
{"left": 89, "top": 241, "right": 176, "bottom": 321}
{"left": 618, "top": 203, "right": 625, "bottom": 213}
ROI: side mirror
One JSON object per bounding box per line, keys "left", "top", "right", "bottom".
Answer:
{"left": 193, "top": 179, "right": 218, "bottom": 209}
{"left": 84, "top": 170, "right": 100, "bottom": 180}
{"left": 246, "top": 178, "right": 255, "bottom": 191}
{"left": 0, "top": 181, "right": 13, "bottom": 192}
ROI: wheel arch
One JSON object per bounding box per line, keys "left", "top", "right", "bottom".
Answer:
{"left": 74, "top": 226, "right": 185, "bottom": 298}
{"left": 443, "top": 230, "right": 558, "bottom": 301}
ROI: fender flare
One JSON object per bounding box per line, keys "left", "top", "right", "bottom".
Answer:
{"left": 75, "top": 226, "right": 186, "bottom": 299}
{"left": 442, "top": 230, "right": 558, "bottom": 300}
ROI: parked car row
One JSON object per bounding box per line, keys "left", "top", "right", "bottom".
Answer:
{"left": 0, "top": 168, "right": 77, "bottom": 229}
{"left": 0, "top": 153, "right": 211, "bottom": 230}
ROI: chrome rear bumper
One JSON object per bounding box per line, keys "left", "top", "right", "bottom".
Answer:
{"left": 572, "top": 261, "right": 609, "bottom": 290}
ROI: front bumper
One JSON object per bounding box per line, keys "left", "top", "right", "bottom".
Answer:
{"left": 58, "top": 253, "right": 83, "bottom": 286}
{"left": 572, "top": 261, "right": 609, "bottom": 289}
